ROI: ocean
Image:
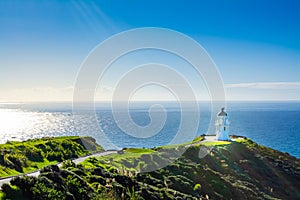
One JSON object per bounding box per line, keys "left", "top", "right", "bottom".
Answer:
{"left": 0, "top": 101, "right": 299, "bottom": 158}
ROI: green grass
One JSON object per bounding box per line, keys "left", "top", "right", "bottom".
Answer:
{"left": 23, "top": 159, "right": 58, "bottom": 173}
{"left": 0, "top": 166, "right": 19, "bottom": 177}
{"left": 81, "top": 147, "right": 157, "bottom": 172}
{"left": 203, "top": 141, "right": 231, "bottom": 146}
{"left": 82, "top": 136, "right": 205, "bottom": 171}
{"left": 1, "top": 136, "right": 77, "bottom": 148}
{"left": 104, "top": 148, "right": 155, "bottom": 160}
{"left": 124, "top": 148, "right": 155, "bottom": 154}
{"left": 80, "top": 138, "right": 232, "bottom": 173}
{"left": 232, "top": 137, "right": 247, "bottom": 143}
{"left": 0, "top": 191, "right": 4, "bottom": 200}
{"left": 192, "top": 135, "right": 204, "bottom": 143}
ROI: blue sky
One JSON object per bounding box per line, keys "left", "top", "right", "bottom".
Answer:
{"left": 0, "top": 0, "right": 300, "bottom": 101}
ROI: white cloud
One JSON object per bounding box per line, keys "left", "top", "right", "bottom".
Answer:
{"left": 0, "top": 87, "right": 74, "bottom": 102}
{"left": 0, "top": 85, "right": 116, "bottom": 102}
{"left": 225, "top": 82, "right": 300, "bottom": 90}
{"left": 2, "top": 82, "right": 300, "bottom": 102}
{"left": 225, "top": 82, "right": 300, "bottom": 101}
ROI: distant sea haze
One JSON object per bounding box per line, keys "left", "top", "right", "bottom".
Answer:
{"left": 0, "top": 101, "right": 299, "bottom": 158}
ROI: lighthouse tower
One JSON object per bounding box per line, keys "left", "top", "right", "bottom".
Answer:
{"left": 215, "top": 107, "right": 230, "bottom": 141}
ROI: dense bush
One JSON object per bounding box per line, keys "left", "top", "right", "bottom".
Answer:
{"left": 25, "top": 148, "right": 44, "bottom": 162}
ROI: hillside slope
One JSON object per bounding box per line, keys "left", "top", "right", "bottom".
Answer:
{"left": 1, "top": 137, "right": 299, "bottom": 199}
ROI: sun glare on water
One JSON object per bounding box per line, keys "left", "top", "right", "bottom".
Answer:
{"left": 0, "top": 109, "right": 27, "bottom": 130}
{"left": 0, "top": 107, "right": 76, "bottom": 144}
{"left": 0, "top": 109, "right": 36, "bottom": 142}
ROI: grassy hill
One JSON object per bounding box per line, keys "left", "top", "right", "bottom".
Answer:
{"left": 1, "top": 136, "right": 299, "bottom": 199}
{"left": 0, "top": 136, "right": 103, "bottom": 178}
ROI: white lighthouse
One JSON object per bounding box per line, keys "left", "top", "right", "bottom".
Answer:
{"left": 215, "top": 107, "right": 230, "bottom": 141}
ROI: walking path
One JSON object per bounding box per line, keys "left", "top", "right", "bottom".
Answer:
{"left": 201, "top": 135, "right": 217, "bottom": 142}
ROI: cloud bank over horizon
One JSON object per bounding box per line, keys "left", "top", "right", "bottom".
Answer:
{"left": 226, "top": 82, "right": 300, "bottom": 90}
{"left": 1, "top": 81, "right": 300, "bottom": 102}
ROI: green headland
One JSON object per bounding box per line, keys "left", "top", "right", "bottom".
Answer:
{"left": 0, "top": 135, "right": 299, "bottom": 200}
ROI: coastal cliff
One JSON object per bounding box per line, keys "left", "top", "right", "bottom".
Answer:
{"left": 0, "top": 136, "right": 299, "bottom": 200}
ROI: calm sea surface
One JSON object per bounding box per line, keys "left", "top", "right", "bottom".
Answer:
{"left": 0, "top": 101, "right": 299, "bottom": 158}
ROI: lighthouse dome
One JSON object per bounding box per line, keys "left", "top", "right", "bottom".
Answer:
{"left": 218, "top": 107, "right": 227, "bottom": 116}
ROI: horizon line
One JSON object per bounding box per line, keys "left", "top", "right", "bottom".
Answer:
{"left": 1, "top": 99, "right": 300, "bottom": 104}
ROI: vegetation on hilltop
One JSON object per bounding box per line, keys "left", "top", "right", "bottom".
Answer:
{"left": 0, "top": 136, "right": 103, "bottom": 178}
{"left": 1, "top": 136, "right": 299, "bottom": 200}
